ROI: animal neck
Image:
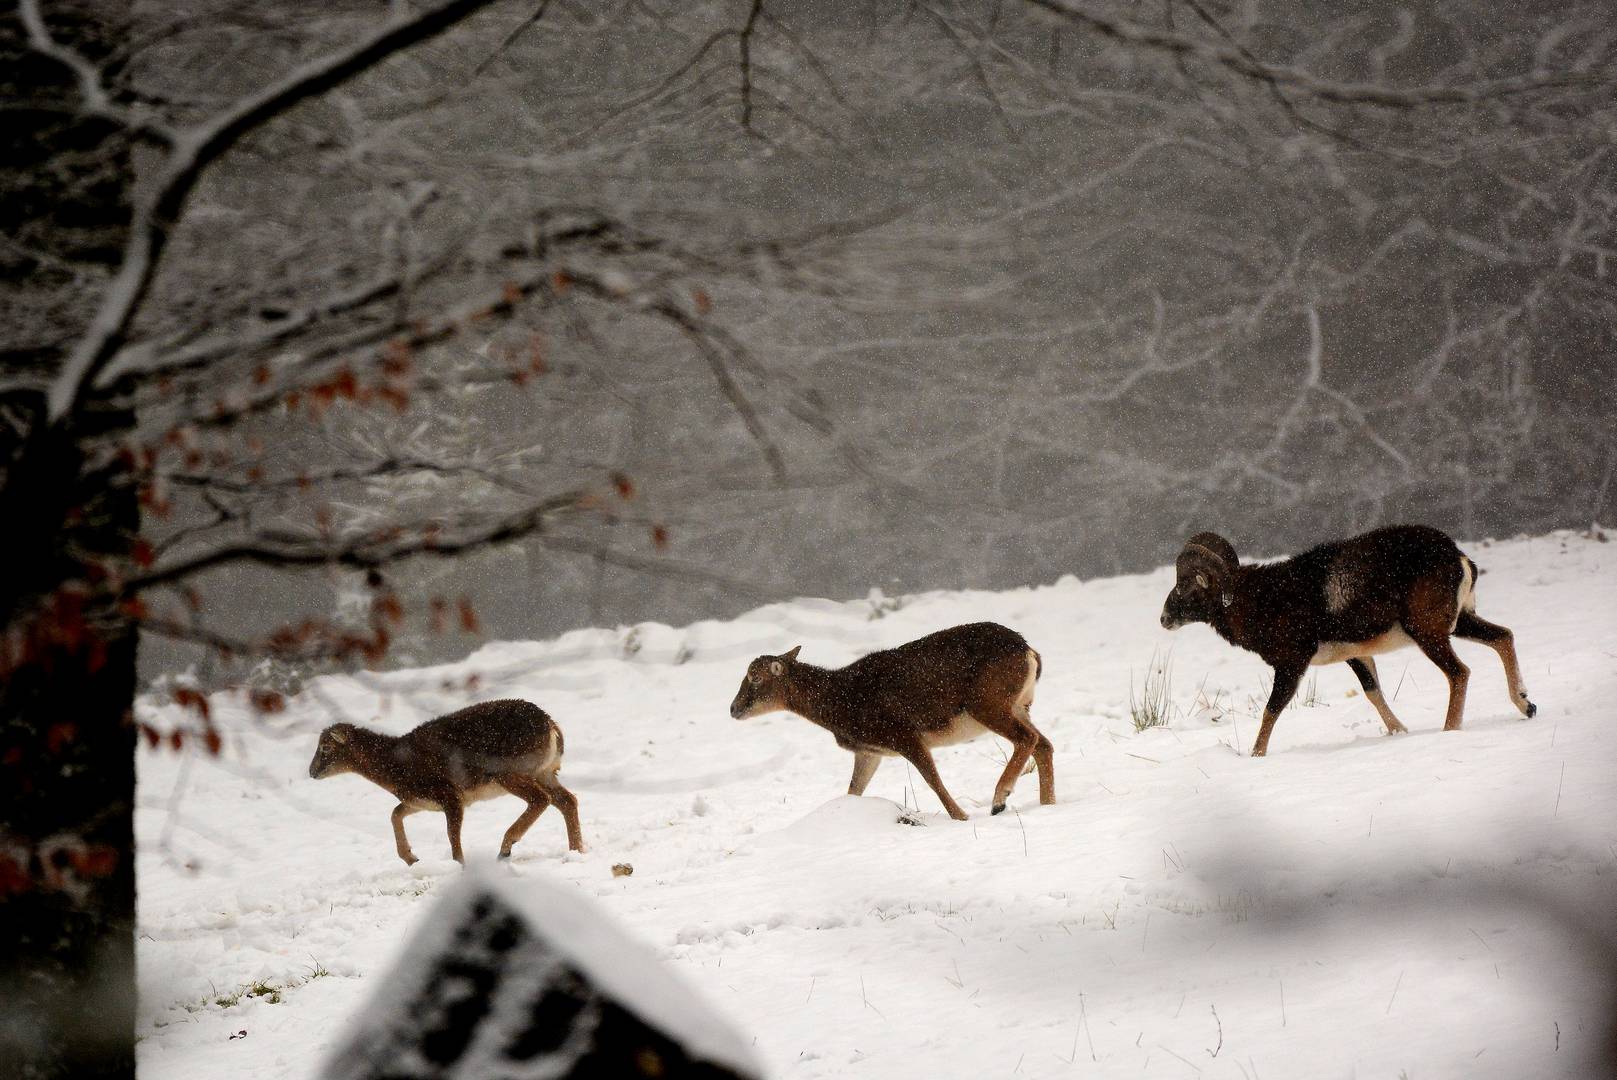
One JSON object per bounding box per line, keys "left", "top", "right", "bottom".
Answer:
{"left": 782, "top": 663, "right": 843, "bottom": 727}
{"left": 1207, "top": 568, "right": 1250, "bottom": 647}
{"left": 341, "top": 726, "right": 403, "bottom": 786}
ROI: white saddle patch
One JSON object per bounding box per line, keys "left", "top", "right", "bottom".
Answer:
{"left": 1323, "top": 567, "right": 1355, "bottom": 614}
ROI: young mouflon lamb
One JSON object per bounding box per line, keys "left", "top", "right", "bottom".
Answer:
{"left": 1160, "top": 525, "right": 1535, "bottom": 757}
{"left": 308, "top": 699, "right": 584, "bottom": 863}
{"left": 729, "top": 622, "right": 1054, "bottom": 819}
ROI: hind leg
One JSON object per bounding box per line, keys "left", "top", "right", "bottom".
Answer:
{"left": 1454, "top": 610, "right": 1536, "bottom": 718}
{"left": 538, "top": 771, "right": 586, "bottom": 852}
{"left": 1406, "top": 627, "right": 1470, "bottom": 731}
{"left": 1346, "top": 657, "right": 1407, "bottom": 734}
{"left": 1405, "top": 576, "right": 1472, "bottom": 731}
{"left": 496, "top": 777, "right": 552, "bottom": 859}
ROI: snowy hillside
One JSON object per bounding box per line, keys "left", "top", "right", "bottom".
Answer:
{"left": 135, "top": 530, "right": 1617, "bottom": 1079}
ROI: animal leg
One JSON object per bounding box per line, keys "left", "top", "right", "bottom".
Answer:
{"left": 441, "top": 797, "right": 466, "bottom": 864}
{"left": 898, "top": 742, "right": 967, "bottom": 821}
{"left": 1454, "top": 610, "right": 1536, "bottom": 718}
{"left": 848, "top": 751, "right": 881, "bottom": 796}
{"left": 1409, "top": 627, "right": 1470, "bottom": 732}
{"left": 1252, "top": 660, "right": 1306, "bottom": 757}
{"left": 1346, "top": 657, "right": 1406, "bottom": 734}
{"left": 538, "top": 771, "right": 586, "bottom": 853}
{"left": 973, "top": 707, "right": 1055, "bottom": 813}
{"left": 391, "top": 802, "right": 422, "bottom": 866}
{"left": 495, "top": 777, "right": 552, "bottom": 859}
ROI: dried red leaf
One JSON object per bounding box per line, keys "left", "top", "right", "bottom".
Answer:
{"left": 652, "top": 524, "right": 670, "bottom": 550}
{"left": 0, "top": 854, "right": 31, "bottom": 898}
{"left": 458, "top": 598, "right": 480, "bottom": 634}
{"left": 69, "top": 845, "right": 119, "bottom": 878}
{"left": 203, "top": 729, "right": 223, "bottom": 757}
{"left": 611, "top": 472, "right": 635, "bottom": 500}
{"left": 131, "top": 540, "right": 156, "bottom": 568}
{"left": 173, "top": 686, "right": 211, "bottom": 722}
{"left": 139, "top": 723, "right": 162, "bottom": 749}
{"left": 692, "top": 289, "right": 712, "bottom": 315}
{"left": 551, "top": 270, "right": 572, "bottom": 292}
{"left": 249, "top": 689, "right": 286, "bottom": 715}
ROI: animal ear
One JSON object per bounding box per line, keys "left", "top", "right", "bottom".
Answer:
{"left": 769, "top": 660, "right": 784, "bottom": 676}
{"left": 781, "top": 645, "right": 801, "bottom": 662}
{"left": 1194, "top": 572, "right": 1208, "bottom": 589}
{"left": 328, "top": 727, "right": 349, "bottom": 744}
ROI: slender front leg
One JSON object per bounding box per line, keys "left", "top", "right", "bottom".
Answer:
{"left": 391, "top": 803, "right": 421, "bottom": 865}
{"left": 848, "top": 751, "right": 881, "bottom": 796}
{"left": 1346, "top": 657, "right": 1406, "bottom": 734}
{"left": 442, "top": 798, "right": 466, "bottom": 864}
{"left": 898, "top": 742, "right": 967, "bottom": 820}
{"left": 1252, "top": 660, "right": 1306, "bottom": 757}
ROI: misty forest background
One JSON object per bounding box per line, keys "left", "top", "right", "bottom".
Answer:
{"left": 13, "top": 0, "right": 1616, "bottom": 679}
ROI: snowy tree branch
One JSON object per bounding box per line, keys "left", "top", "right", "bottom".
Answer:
{"left": 44, "top": 0, "right": 506, "bottom": 424}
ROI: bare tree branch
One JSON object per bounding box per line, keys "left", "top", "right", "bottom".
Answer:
{"left": 45, "top": 0, "right": 507, "bottom": 424}
{"left": 1021, "top": 0, "right": 1608, "bottom": 107}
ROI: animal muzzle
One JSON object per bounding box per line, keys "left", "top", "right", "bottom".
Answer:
{"left": 1160, "top": 609, "right": 1182, "bottom": 630}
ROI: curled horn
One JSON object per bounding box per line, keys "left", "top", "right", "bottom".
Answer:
{"left": 1177, "top": 532, "right": 1238, "bottom": 607}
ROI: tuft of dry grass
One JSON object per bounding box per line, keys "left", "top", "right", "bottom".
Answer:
{"left": 1131, "top": 650, "right": 1174, "bottom": 733}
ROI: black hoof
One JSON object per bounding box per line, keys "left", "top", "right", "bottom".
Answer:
{"left": 1525, "top": 701, "right": 1538, "bottom": 719}
{"left": 990, "top": 803, "right": 1006, "bottom": 816}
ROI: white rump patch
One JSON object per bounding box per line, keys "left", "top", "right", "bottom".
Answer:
{"left": 1456, "top": 556, "right": 1477, "bottom": 620}
{"left": 1016, "top": 650, "right": 1039, "bottom": 712}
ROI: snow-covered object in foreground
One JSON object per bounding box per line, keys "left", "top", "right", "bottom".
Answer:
{"left": 319, "top": 867, "right": 763, "bottom": 1080}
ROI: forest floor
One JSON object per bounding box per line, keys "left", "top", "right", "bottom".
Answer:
{"left": 135, "top": 529, "right": 1617, "bottom": 1079}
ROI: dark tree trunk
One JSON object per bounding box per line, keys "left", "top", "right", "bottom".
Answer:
{"left": 0, "top": 417, "right": 141, "bottom": 1080}
{"left": 1, "top": 6, "right": 140, "bottom": 1078}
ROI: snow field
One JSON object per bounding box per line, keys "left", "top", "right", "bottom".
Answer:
{"left": 135, "top": 530, "right": 1617, "bottom": 1079}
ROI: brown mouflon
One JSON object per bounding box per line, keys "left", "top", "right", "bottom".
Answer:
{"left": 730, "top": 622, "right": 1054, "bottom": 820}
{"left": 1160, "top": 524, "right": 1535, "bottom": 757}
{"left": 308, "top": 698, "right": 584, "bottom": 863}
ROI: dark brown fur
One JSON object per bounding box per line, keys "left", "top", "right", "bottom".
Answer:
{"left": 1160, "top": 525, "right": 1535, "bottom": 756}
{"left": 308, "top": 698, "right": 584, "bottom": 863}
{"left": 729, "top": 622, "right": 1053, "bottom": 819}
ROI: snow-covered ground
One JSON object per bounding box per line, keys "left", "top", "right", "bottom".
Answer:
{"left": 135, "top": 530, "right": 1617, "bottom": 1079}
